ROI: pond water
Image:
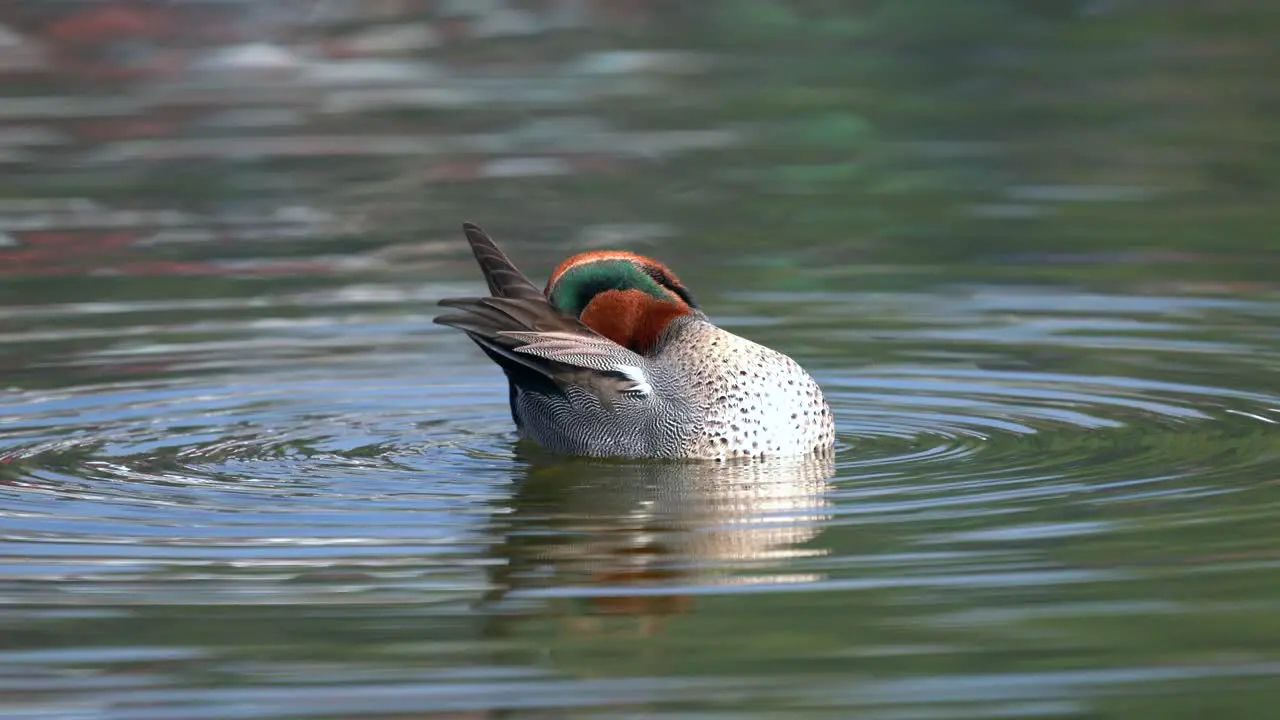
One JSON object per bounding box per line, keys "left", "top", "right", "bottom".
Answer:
{"left": 2, "top": 3, "right": 1280, "bottom": 718}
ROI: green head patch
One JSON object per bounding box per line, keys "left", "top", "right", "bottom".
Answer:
{"left": 548, "top": 259, "right": 695, "bottom": 317}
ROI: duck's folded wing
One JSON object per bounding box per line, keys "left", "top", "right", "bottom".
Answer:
{"left": 435, "top": 296, "right": 653, "bottom": 397}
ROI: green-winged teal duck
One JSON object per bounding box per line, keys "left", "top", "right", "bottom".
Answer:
{"left": 436, "top": 223, "right": 835, "bottom": 460}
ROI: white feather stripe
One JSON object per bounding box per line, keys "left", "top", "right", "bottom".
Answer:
{"left": 614, "top": 365, "right": 654, "bottom": 395}
{"left": 497, "top": 329, "right": 654, "bottom": 395}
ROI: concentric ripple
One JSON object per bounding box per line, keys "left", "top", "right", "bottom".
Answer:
{"left": 2, "top": 279, "right": 1280, "bottom": 717}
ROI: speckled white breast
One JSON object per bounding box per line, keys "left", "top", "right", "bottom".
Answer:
{"left": 656, "top": 320, "right": 836, "bottom": 460}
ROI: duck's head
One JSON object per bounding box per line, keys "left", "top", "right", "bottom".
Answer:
{"left": 545, "top": 251, "right": 698, "bottom": 355}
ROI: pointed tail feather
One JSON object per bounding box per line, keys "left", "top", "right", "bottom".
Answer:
{"left": 460, "top": 223, "right": 543, "bottom": 301}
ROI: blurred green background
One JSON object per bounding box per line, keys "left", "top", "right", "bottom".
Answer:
{"left": 2, "top": 1, "right": 1275, "bottom": 290}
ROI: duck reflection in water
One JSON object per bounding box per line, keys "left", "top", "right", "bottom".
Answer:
{"left": 480, "top": 453, "right": 835, "bottom": 641}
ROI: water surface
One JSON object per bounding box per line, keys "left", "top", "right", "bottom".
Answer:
{"left": 4, "top": 264, "right": 1279, "bottom": 718}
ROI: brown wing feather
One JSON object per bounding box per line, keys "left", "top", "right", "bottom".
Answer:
{"left": 460, "top": 223, "right": 544, "bottom": 301}
{"left": 436, "top": 224, "right": 652, "bottom": 396}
